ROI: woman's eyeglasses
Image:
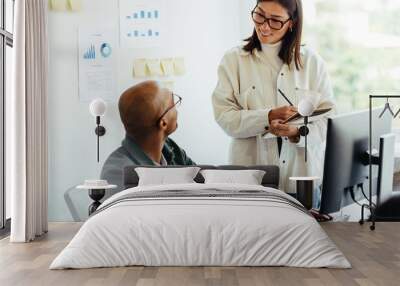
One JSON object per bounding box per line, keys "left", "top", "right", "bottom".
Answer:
{"left": 156, "top": 93, "right": 182, "bottom": 124}
{"left": 251, "top": 9, "right": 291, "bottom": 30}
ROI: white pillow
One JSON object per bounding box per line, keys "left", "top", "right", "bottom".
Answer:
{"left": 135, "top": 167, "right": 201, "bottom": 186}
{"left": 200, "top": 169, "right": 266, "bottom": 185}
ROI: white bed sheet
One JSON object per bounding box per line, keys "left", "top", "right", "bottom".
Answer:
{"left": 50, "top": 183, "right": 351, "bottom": 269}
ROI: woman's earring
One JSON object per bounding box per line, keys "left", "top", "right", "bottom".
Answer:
{"left": 290, "top": 27, "right": 293, "bottom": 32}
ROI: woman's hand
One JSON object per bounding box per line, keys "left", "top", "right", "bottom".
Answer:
{"left": 268, "top": 106, "right": 298, "bottom": 124}
{"left": 269, "top": 119, "right": 300, "bottom": 142}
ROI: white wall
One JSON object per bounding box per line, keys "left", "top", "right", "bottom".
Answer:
{"left": 48, "top": 0, "right": 242, "bottom": 221}
{"left": 239, "top": 0, "right": 256, "bottom": 39}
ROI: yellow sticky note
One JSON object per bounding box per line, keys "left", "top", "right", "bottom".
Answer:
{"left": 133, "top": 59, "right": 148, "bottom": 77}
{"left": 146, "top": 59, "right": 163, "bottom": 77}
{"left": 67, "top": 0, "right": 82, "bottom": 11}
{"left": 173, "top": 57, "right": 186, "bottom": 76}
{"left": 161, "top": 81, "right": 175, "bottom": 91}
{"left": 161, "top": 58, "right": 175, "bottom": 76}
{"left": 50, "top": 0, "right": 66, "bottom": 11}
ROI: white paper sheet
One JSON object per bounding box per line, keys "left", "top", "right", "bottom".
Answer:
{"left": 119, "top": 0, "right": 169, "bottom": 48}
{"left": 78, "top": 28, "right": 118, "bottom": 102}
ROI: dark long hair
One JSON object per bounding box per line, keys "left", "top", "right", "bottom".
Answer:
{"left": 243, "top": 0, "right": 303, "bottom": 70}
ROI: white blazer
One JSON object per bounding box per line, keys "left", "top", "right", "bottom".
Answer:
{"left": 212, "top": 45, "right": 336, "bottom": 193}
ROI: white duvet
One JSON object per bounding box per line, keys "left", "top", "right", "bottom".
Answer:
{"left": 50, "top": 183, "right": 351, "bottom": 269}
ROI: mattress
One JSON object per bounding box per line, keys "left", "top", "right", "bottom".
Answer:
{"left": 50, "top": 183, "right": 351, "bottom": 269}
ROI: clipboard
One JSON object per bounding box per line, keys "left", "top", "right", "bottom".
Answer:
{"left": 263, "top": 107, "right": 332, "bottom": 137}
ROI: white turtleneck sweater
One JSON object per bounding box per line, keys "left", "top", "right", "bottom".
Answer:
{"left": 261, "top": 41, "right": 284, "bottom": 107}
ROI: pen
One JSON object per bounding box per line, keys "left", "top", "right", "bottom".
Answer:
{"left": 263, "top": 90, "right": 295, "bottom": 136}
{"left": 278, "top": 89, "right": 294, "bottom": 106}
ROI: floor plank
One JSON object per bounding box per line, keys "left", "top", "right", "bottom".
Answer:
{"left": 0, "top": 222, "right": 399, "bottom": 286}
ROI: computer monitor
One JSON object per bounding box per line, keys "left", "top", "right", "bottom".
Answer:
{"left": 376, "top": 133, "right": 395, "bottom": 206}
{"left": 319, "top": 109, "right": 392, "bottom": 214}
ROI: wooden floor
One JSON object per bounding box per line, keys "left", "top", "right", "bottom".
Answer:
{"left": 0, "top": 222, "right": 399, "bottom": 286}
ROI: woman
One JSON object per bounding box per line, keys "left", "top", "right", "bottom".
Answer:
{"left": 212, "top": 0, "right": 336, "bottom": 195}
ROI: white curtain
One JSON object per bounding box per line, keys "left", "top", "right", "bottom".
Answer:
{"left": 9, "top": 0, "right": 48, "bottom": 242}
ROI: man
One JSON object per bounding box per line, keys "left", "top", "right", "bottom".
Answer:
{"left": 101, "top": 81, "right": 195, "bottom": 193}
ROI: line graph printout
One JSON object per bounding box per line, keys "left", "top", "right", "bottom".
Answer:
{"left": 119, "top": 0, "right": 169, "bottom": 48}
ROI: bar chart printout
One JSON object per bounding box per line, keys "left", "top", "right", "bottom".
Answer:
{"left": 119, "top": 0, "right": 168, "bottom": 48}
{"left": 79, "top": 28, "right": 118, "bottom": 101}
{"left": 83, "top": 45, "right": 96, "bottom": 59}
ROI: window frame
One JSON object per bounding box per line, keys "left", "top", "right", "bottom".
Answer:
{"left": 0, "top": 0, "right": 13, "bottom": 232}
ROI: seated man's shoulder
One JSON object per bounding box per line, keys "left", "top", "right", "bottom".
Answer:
{"left": 165, "top": 137, "right": 180, "bottom": 148}
{"left": 103, "top": 146, "right": 132, "bottom": 166}
{"left": 165, "top": 137, "right": 188, "bottom": 155}
{"left": 164, "top": 137, "right": 196, "bottom": 166}
{"left": 101, "top": 146, "right": 135, "bottom": 190}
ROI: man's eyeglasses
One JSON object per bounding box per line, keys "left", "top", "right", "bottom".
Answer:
{"left": 251, "top": 8, "right": 291, "bottom": 30}
{"left": 156, "top": 93, "right": 182, "bottom": 124}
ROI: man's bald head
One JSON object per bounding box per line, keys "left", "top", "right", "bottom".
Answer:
{"left": 119, "top": 81, "right": 169, "bottom": 138}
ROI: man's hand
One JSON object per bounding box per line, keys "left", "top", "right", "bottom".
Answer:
{"left": 269, "top": 119, "right": 300, "bottom": 141}
{"left": 268, "top": 106, "right": 298, "bottom": 124}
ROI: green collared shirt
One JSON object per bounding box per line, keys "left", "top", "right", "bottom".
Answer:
{"left": 101, "top": 135, "right": 195, "bottom": 193}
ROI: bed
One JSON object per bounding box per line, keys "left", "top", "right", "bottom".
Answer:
{"left": 50, "top": 165, "right": 350, "bottom": 269}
